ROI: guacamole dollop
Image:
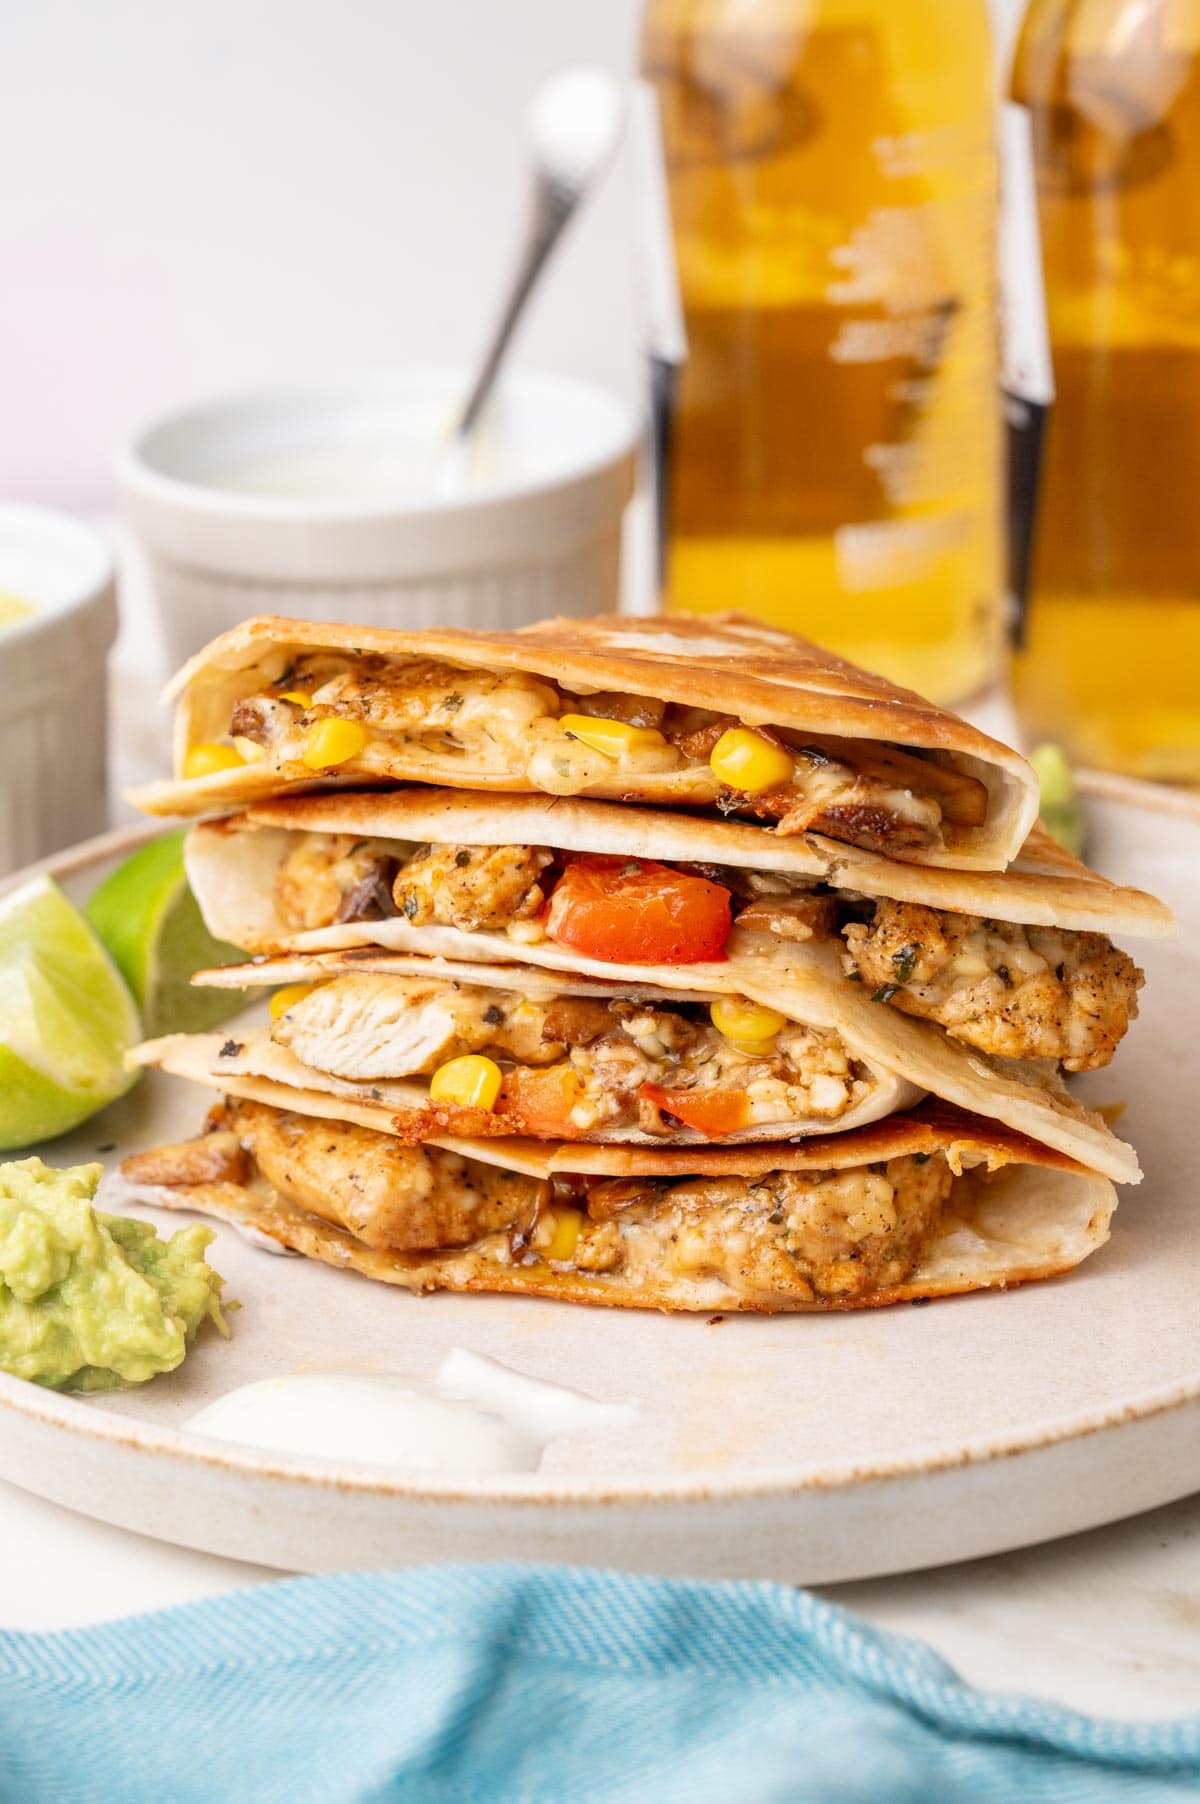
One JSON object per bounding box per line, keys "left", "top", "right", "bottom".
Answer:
{"left": 0, "top": 1158, "right": 230, "bottom": 1391}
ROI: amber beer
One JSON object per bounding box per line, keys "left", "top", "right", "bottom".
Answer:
{"left": 640, "top": 0, "right": 1003, "bottom": 705}
{"left": 1011, "top": 0, "right": 1200, "bottom": 782}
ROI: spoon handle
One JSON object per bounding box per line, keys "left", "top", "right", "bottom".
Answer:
{"left": 452, "top": 176, "right": 578, "bottom": 442}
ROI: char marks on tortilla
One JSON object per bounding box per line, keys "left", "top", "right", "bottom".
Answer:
{"left": 131, "top": 612, "right": 1039, "bottom": 869}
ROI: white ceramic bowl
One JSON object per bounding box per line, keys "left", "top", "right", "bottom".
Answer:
{"left": 0, "top": 504, "right": 117, "bottom": 875}
{"left": 118, "top": 368, "right": 639, "bottom": 670}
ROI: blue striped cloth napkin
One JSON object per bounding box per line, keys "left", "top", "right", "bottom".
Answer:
{"left": 1, "top": 1564, "right": 1197, "bottom": 1802}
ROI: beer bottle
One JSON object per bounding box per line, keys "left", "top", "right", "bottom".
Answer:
{"left": 1012, "top": 0, "right": 1200, "bottom": 782}
{"left": 640, "top": 0, "right": 1003, "bottom": 704}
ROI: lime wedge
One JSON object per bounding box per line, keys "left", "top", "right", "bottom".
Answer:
{"left": 0, "top": 876, "right": 142, "bottom": 1150}
{"left": 85, "top": 828, "right": 250, "bottom": 1037}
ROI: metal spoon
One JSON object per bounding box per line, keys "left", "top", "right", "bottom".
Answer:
{"left": 437, "top": 65, "right": 627, "bottom": 491}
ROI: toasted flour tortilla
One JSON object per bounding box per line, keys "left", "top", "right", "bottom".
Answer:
{"left": 131, "top": 947, "right": 923, "bottom": 1146}
{"left": 189, "top": 944, "right": 1139, "bottom": 1184}
{"left": 190, "top": 789, "right": 1176, "bottom": 942}
{"left": 125, "top": 1036, "right": 1117, "bottom": 1313}
{"left": 183, "top": 813, "right": 1143, "bottom": 1184}
{"left": 131, "top": 613, "right": 1039, "bottom": 869}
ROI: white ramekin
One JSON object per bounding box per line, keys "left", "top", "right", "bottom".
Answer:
{"left": 0, "top": 505, "right": 118, "bottom": 875}
{"left": 117, "top": 368, "right": 639, "bottom": 671}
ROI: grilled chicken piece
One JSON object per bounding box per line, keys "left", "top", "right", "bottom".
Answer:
{"left": 790, "top": 737, "right": 989, "bottom": 828}
{"left": 720, "top": 766, "right": 943, "bottom": 854}
{"left": 227, "top": 1099, "right": 545, "bottom": 1251}
{"left": 792, "top": 794, "right": 941, "bottom": 853}
{"left": 538, "top": 997, "right": 618, "bottom": 1046}
{"left": 230, "top": 695, "right": 302, "bottom": 754}
{"left": 733, "top": 893, "right": 839, "bottom": 942}
{"left": 393, "top": 842, "right": 553, "bottom": 932}
{"left": 274, "top": 834, "right": 397, "bottom": 933}
{"left": 273, "top": 973, "right": 563, "bottom": 1079}
{"left": 127, "top": 1107, "right": 947, "bottom": 1295}
{"left": 567, "top": 691, "right": 668, "bottom": 729}
{"left": 843, "top": 901, "right": 1143, "bottom": 1072}
{"left": 585, "top": 1153, "right": 952, "bottom": 1302}
{"left": 307, "top": 657, "right": 559, "bottom": 749}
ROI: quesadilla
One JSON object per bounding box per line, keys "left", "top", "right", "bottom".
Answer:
{"left": 145, "top": 963, "right": 922, "bottom": 1146}
{"left": 180, "top": 788, "right": 1167, "bottom": 1183}
{"left": 123, "top": 1037, "right": 1117, "bottom": 1314}
{"left": 129, "top": 613, "right": 1042, "bottom": 870}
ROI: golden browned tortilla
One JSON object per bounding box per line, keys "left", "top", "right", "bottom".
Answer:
{"left": 216, "top": 787, "right": 1175, "bottom": 940}
{"left": 122, "top": 1047, "right": 1115, "bottom": 1314}
{"left": 129, "top": 612, "right": 1039, "bottom": 870}
{"left": 181, "top": 809, "right": 1147, "bottom": 1184}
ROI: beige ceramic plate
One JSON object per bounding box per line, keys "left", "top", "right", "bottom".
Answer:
{"left": 0, "top": 777, "right": 1196, "bottom": 1585}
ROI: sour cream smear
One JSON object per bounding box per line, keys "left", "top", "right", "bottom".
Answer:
{"left": 184, "top": 1350, "right": 637, "bottom": 1475}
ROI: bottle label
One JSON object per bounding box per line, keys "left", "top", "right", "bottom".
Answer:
{"left": 1000, "top": 100, "right": 1054, "bottom": 644}
{"left": 835, "top": 513, "right": 970, "bottom": 593}
{"left": 1073, "top": 0, "right": 1192, "bottom": 55}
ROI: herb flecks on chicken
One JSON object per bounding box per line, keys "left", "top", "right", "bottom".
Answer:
{"left": 842, "top": 901, "right": 1142, "bottom": 1072}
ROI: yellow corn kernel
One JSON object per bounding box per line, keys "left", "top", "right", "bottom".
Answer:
{"left": 543, "top": 1207, "right": 583, "bottom": 1263}
{"left": 709, "top": 727, "right": 794, "bottom": 795}
{"left": 710, "top": 997, "right": 788, "bottom": 1045}
{"left": 183, "top": 741, "right": 246, "bottom": 780}
{"left": 559, "top": 714, "right": 668, "bottom": 760}
{"left": 269, "top": 983, "right": 316, "bottom": 1022}
{"left": 279, "top": 690, "right": 313, "bottom": 709}
{"left": 231, "top": 735, "right": 266, "bottom": 763}
{"left": 300, "top": 717, "right": 367, "bottom": 770}
{"left": 429, "top": 1054, "right": 503, "bottom": 1111}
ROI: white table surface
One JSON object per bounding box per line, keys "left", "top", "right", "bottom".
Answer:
{"left": 6, "top": 526, "right": 1194, "bottom": 1728}
{"left": 5, "top": 1475, "right": 1200, "bottom": 1721}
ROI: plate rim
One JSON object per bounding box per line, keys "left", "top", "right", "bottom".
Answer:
{"left": 0, "top": 773, "right": 1196, "bottom": 1509}
{"left": 4, "top": 1343, "right": 1200, "bottom": 1508}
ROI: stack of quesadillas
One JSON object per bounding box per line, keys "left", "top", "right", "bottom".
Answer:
{"left": 123, "top": 614, "right": 1173, "bottom": 1313}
